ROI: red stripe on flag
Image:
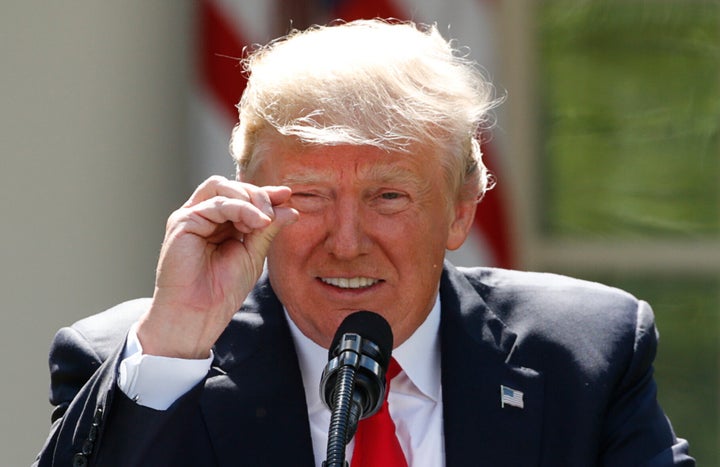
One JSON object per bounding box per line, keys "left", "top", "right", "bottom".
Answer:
{"left": 474, "top": 142, "right": 515, "bottom": 268}
{"left": 199, "top": 0, "right": 248, "bottom": 121}
{"left": 331, "top": 0, "right": 405, "bottom": 21}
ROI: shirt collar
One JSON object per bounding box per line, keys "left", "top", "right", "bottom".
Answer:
{"left": 286, "top": 295, "right": 442, "bottom": 413}
{"left": 392, "top": 295, "right": 442, "bottom": 401}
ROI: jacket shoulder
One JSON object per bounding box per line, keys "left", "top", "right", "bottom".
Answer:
{"left": 450, "top": 266, "right": 649, "bottom": 362}
{"left": 54, "top": 298, "right": 152, "bottom": 363}
{"left": 456, "top": 266, "right": 639, "bottom": 316}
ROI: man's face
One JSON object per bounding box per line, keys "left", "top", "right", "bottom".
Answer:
{"left": 248, "top": 139, "right": 476, "bottom": 348}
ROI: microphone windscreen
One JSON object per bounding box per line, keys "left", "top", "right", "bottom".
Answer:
{"left": 329, "top": 311, "right": 393, "bottom": 368}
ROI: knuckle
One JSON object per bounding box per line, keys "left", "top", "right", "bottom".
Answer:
{"left": 195, "top": 175, "right": 229, "bottom": 194}
{"left": 205, "top": 175, "right": 228, "bottom": 186}
{"left": 211, "top": 196, "right": 229, "bottom": 210}
{"left": 166, "top": 207, "right": 192, "bottom": 231}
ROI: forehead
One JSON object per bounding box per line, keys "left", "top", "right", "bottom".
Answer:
{"left": 280, "top": 156, "right": 425, "bottom": 187}
{"left": 253, "top": 140, "right": 438, "bottom": 186}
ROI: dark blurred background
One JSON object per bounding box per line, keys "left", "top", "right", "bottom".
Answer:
{"left": 2, "top": 1, "right": 717, "bottom": 464}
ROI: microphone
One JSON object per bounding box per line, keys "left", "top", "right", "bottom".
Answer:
{"left": 320, "top": 311, "right": 393, "bottom": 467}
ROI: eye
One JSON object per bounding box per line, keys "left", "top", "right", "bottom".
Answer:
{"left": 289, "top": 192, "right": 328, "bottom": 213}
{"left": 371, "top": 190, "right": 410, "bottom": 214}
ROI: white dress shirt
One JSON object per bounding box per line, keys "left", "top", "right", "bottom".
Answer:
{"left": 118, "top": 298, "right": 445, "bottom": 467}
{"left": 287, "top": 298, "right": 445, "bottom": 467}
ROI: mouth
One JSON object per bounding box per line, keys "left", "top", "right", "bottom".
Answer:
{"left": 319, "top": 277, "right": 382, "bottom": 289}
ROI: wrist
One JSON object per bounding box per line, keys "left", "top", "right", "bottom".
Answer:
{"left": 136, "top": 312, "right": 213, "bottom": 360}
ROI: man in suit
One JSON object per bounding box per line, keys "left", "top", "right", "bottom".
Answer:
{"left": 35, "top": 19, "right": 693, "bottom": 466}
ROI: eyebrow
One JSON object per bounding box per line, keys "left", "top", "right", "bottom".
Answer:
{"left": 279, "top": 171, "right": 327, "bottom": 186}
{"left": 281, "top": 161, "right": 428, "bottom": 189}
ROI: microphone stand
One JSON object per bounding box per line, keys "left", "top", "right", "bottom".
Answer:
{"left": 323, "top": 335, "right": 363, "bottom": 467}
{"left": 320, "top": 311, "right": 391, "bottom": 467}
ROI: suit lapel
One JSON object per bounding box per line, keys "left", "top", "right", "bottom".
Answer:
{"left": 441, "top": 264, "right": 544, "bottom": 466}
{"left": 200, "top": 275, "right": 315, "bottom": 466}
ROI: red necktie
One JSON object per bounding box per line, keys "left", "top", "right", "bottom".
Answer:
{"left": 351, "top": 357, "right": 409, "bottom": 467}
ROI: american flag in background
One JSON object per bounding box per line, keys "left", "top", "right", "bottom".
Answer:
{"left": 190, "top": 0, "right": 514, "bottom": 269}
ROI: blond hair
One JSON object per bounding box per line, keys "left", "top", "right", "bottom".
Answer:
{"left": 230, "top": 19, "right": 500, "bottom": 200}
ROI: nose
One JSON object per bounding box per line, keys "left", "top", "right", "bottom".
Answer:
{"left": 324, "top": 198, "right": 371, "bottom": 260}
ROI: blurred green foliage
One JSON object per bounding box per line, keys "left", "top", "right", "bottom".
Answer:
{"left": 538, "top": 1, "right": 720, "bottom": 463}
{"left": 539, "top": 0, "right": 720, "bottom": 238}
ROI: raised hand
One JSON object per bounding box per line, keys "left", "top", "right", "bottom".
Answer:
{"left": 136, "top": 176, "right": 298, "bottom": 359}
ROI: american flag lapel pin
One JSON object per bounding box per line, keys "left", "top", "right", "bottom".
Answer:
{"left": 500, "top": 385, "right": 524, "bottom": 409}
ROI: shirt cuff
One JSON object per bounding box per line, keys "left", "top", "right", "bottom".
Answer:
{"left": 118, "top": 322, "right": 213, "bottom": 410}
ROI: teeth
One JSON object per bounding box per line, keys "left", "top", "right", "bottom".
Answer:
{"left": 320, "top": 277, "right": 379, "bottom": 289}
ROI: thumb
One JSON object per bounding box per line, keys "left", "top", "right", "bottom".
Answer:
{"left": 244, "top": 206, "right": 299, "bottom": 260}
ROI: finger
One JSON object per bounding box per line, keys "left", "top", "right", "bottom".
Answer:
{"left": 185, "top": 176, "right": 264, "bottom": 208}
{"left": 185, "top": 176, "right": 290, "bottom": 220}
{"left": 174, "top": 197, "right": 274, "bottom": 238}
{"left": 262, "top": 186, "right": 293, "bottom": 207}
{"left": 185, "top": 176, "right": 237, "bottom": 206}
{"left": 239, "top": 185, "right": 293, "bottom": 220}
{"left": 230, "top": 184, "right": 293, "bottom": 218}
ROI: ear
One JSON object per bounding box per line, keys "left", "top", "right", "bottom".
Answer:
{"left": 446, "top": 199, "right": 477, "bottom": 250}
{"left": 446, "top": 197, "right": 477, "bottom": 251}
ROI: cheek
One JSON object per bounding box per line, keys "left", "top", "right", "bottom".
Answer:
{"left": 266, "top": 226, "right": 309, "bottom": 301}
{"left": 408, "top": 206, "right": 451, "bottom": 241}
{"left": 380, "top": 214, "right": 449, "bottom": 262}
{"left": 268, "top": 228, "right": 298, "bottom": 264}
{"left": 268, "top": 218, "right": 319, "bottom": 264}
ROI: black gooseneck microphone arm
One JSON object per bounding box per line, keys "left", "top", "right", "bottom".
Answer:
{"left": 320, "top": 311, "right": 393, "bottom": 467}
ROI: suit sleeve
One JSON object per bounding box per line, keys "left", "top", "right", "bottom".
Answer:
{"left": 600, "top": 300, "right": 695, "bottom": 466}
{"left": 33, "top": 324, "right": 207, "bottom": 467}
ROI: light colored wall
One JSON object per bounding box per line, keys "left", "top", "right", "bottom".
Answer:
{"left": 0, "top": 2, "right": 193, "bottom": 464}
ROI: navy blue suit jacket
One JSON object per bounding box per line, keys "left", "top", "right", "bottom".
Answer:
{"left": 34, "top": 263, "right": 694, "bottom": 466}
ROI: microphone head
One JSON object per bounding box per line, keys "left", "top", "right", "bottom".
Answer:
{"left": 329, "top": 311, "right": 393, "bottom": 368}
